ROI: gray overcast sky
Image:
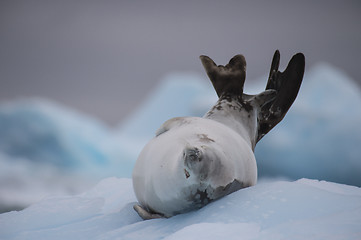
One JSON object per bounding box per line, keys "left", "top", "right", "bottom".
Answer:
{"left": 1, "top": 0, "right": 360, "bottom": 125}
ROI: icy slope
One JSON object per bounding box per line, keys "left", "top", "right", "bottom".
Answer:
{"left": 0, "top": 177, "right": 360, "bottom": 240}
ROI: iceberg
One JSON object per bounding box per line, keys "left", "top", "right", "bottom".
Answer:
{"left": 255, "top": 63, "right": 361, "bottom": 186}
{"left": 115, "top": 73, "right": 217, "bottom": 158}
{"left": 0, "top": 99, "right": 111, "bottom": 168}
{"left": 0, "top": 177, "right": 360, "bottom": 240}
{"left": 0, "top": 99, "right": 133, "bottom": 211}
{"left": 117, "top": 73, "right": 216, "bottom": 138}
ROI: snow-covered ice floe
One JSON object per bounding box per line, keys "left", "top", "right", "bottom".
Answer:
{"left": 0, "top": 177, "right": 360, "bottom": 240}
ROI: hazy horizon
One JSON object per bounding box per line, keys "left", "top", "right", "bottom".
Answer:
{"left": 1, "top": 0, "right": 360, "bottom": 125}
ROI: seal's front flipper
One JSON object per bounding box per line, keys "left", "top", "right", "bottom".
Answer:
{"left": 133, "top": 204, "right": 165, "bottom": 220}
{"left": 257, "top": 50, "right": 305, "bottom": 142}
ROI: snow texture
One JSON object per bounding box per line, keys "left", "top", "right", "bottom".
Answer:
{"left": 0, "top": 177, "right": 360, "bottom": 240}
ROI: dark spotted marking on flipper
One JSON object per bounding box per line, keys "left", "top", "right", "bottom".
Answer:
{"left": 184, "top": 168, "right": 190, "bottom": 178}
{"left": 257, "top": 50, "right": 305, "bottom": 142}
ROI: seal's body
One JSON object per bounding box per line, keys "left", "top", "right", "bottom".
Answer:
{"left": 132, "top": 51, "right": 305, "bottom": 219}
{"left": 133, "top": 117, "right": 256, "bottom": 217}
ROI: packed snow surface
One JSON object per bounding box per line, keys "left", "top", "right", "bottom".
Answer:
{"left": 0, "top": 177, "right": 360, "bottom": 240}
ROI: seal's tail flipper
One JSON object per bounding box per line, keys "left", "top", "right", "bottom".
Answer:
{"left": 200, "top": 54, "right": 246, "bottom": 98}
{"left": 257, "top": 50, "right": 305, "bottom": 142}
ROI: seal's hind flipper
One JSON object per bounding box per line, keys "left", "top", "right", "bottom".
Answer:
{"left": 200, "top": 54, "right": 246, "bottom": 98}
{"left": 200, "top": 50, "right": 305, "bottom": 144}
{"left": 133, "top": 204, "right": 165, "bottom": 220}
{"left": 257, "top": 50, "right": 305, "bottom": 142}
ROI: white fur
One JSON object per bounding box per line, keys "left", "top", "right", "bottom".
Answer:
{"left": 132, "top": 116, "right": 257, "bottom": 217}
